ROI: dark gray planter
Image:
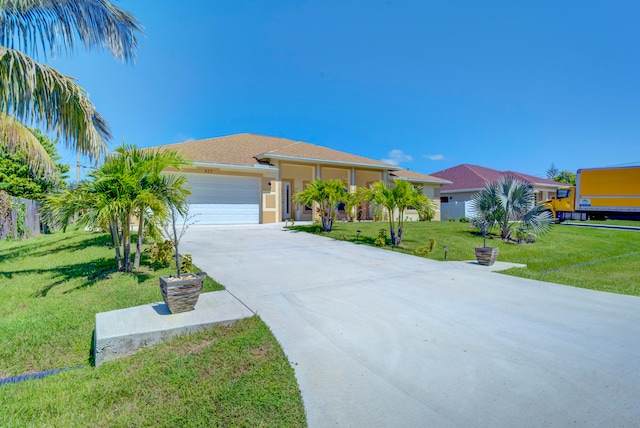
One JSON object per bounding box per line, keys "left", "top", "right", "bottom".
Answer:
{"left": 475, "top": 247, "right": 499, "bottom": 266}
{"left": 159, "top": 273, "right": 204, "bottom": 313}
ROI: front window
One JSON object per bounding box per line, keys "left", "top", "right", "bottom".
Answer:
{"left": 557, "top": 189, "right": 571, "bottom": 199}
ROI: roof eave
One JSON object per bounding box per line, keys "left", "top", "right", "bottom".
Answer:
{"left": 441, "top": 188, "right": 484, "bottom": 194}
{"left": 531, "top": 182, "right": 564, "bottom": 187}
{"left": 394, "top": 177, "right": 453, "bottom": 185}
{"left": 259, "top": 154, "right": 399, "bottom": 170}
{"left": 192, "top": 161, "right": 278, "bottom": 172}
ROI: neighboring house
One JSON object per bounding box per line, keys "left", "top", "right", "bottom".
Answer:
{"left": 154, "top": 133, "right": 450, "bottom": 225}
{"left": 429, "top": 164, "right": 565, "bottom": 219}
{"left": 389, "top": 169, "right": 453, "bottom": 221}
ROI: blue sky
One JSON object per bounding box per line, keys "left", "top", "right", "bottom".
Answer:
{"left": 52, "top": 0, "right": 640, "bottom": 179}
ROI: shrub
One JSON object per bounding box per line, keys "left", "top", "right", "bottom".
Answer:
{"left": 414, "top": 246, "right": 431, "bottom": 257}
{"left": 374, "top": 228, "right": 387, "bottom": 247}
{"left": 150, "top": 240, "right": 174, "bottom": 267}
{"left": 428, "top": 237, "right": 437, "bottom": 252}
{"left": 458, "top": 217, "right": 469, "bottom": 223}
{"left": 414, "top": 237, "right": 437, "bottom": 258}
{"left": 180, "top": 254, "right": 194, "bottom": 273}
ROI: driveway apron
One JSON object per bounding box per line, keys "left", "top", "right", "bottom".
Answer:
{"left": 181, "top": 225, "right": 640, "bottom": 427}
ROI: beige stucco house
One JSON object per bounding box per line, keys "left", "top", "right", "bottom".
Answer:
{"left": 154, "top": 133, "right": 450, "bottom": 224}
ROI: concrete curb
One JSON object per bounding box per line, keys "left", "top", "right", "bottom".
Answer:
{"left": 94, "top": 291, "right": 253, "bottom": 367}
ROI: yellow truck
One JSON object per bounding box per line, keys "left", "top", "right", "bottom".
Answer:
{"left": 542, "top": 166, "right": 640, "bottom": 221}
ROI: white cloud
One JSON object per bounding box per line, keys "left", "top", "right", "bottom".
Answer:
{"left": 173, "top": 133, "right": 196, "bottom": 143}
{"left": 425, "top": 154, "right": 445, "bottom": 161}
{"left": 381, "top": 149, "right": 413, "bottom": 166}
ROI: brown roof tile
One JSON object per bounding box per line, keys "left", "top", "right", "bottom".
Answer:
{"left": 262, "top": 141, "right": 395, "bottom": 168}
{"left": 430, "top": 164, "right": 564, "bottom": 191}
{"left": 151, "top": 134, "right": 289, "bottom": 167}
{"left": 151, "top": 133, "right": 396, "bottom": 169}
{"left": 390, "top": 169, "right": 452, "bottom": 184}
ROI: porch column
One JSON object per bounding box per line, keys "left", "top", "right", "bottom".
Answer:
{"left": 274, "top": 160, "right": 282, "bottom": 222}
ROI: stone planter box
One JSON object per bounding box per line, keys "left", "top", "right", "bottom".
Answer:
{"left": 475, "top": 247, "right": 499, "bottom": 266}
{"left": 159, "top": 273, "right": 204, "bottom": 313}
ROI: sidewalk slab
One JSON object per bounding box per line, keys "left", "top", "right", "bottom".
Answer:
{"left": 448, "top": 260, "right": 527, "bottom": 272}
{"left": 94, "top": 291, "right": 253, "bottom": 367}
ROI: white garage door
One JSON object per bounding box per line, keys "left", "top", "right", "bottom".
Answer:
{"left": 182, "top": 174, "right": 260, "bottom": 224}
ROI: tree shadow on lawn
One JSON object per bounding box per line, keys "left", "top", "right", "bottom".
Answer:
{"left": 0, "top": 234, "right": 112, "bottom": 265}
{"left": 0, "top": 233, "right": 71, "bottom": 262}
{"left": 0, "top": 256, "right": 153, "bottom": 297}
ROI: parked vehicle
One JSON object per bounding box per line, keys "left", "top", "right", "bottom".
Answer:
{"left": 541, "top": 166, "right": 640, "bottom": 221}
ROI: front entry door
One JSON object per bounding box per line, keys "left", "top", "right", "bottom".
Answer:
{"left": 282, "top": 181, "right": 292, "bottom": 220}
{"left": 361, "top": 181, "right": 375, "bottom": 220}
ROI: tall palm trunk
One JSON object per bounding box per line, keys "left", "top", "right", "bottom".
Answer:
{"left": 134, "top": 212, "right": 145, "bottom": 269}
{"left": 387, "top": 205, "right": 396, "bottom": 246}
{"left": 122, "top": 213, "right": 131, "bottom": 271}
{"left": 109, "top": 219, "right": 122, "bottom": 271}
{"left": 324, "top": 206, "right": 334, "bottom": 232}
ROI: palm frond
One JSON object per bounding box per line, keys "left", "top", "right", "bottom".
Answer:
{"left": 521, "top": 203, "right": 553, "bottom": 237}
{"left": 0, "top": 111, "right": 58, "bottom": 178}
{"left": 472, "top": 175, "right": 553, "bottom": 241}
{"left": 0, "top": 0, "right": 142, "bottom": 62}
{"left": 0, "top": 46, "right": 109, "bottom": 160}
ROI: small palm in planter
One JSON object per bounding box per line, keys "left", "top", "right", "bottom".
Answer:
{"left": 470, "top": 176, "right": 554, "bottom": 267}
{"left": 159, "top": 201, "right": 205, "bottom": 314}
{"left": 471, "top": 211, "right": 499, "bottom": 266}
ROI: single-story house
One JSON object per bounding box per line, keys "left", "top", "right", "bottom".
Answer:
{"left": 430, "top": 164, "right": 565, "bottom": 204}
{"left": 154, "top": 133, "right": 450, "bottom": 224}
{"left": 430, "top": 163, "right": 565, "bottom": 219}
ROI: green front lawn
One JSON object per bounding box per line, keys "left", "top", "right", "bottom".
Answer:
{"left": 292, "top": 221, "right": 640, "bottom": 296}
{"left": 0, "top": 229, "right": 306, "bottom": 426}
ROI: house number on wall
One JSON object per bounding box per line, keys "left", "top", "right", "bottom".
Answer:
{"left": 204, "top": 169, "right": 215, "bottom": 174}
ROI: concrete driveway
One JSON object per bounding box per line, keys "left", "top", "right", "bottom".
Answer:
{"left": 181, "top": 224, "right": 640, "bottom": 427}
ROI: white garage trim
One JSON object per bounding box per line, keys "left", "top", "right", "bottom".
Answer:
{"left": 181, "top": 173, "right": 260, "bottom": 224}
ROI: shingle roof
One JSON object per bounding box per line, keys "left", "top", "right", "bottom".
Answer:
{"left": 152, "top": 133, "right": 396, "bottom": 169}
{"left": 389, "top": 169, "right": 452, "bottom": 185}
{"left": 262, "top": 140, "right": 396, "bottom": 168}
{"left": 430, "top": 164, "right": 564, "bottom": 191}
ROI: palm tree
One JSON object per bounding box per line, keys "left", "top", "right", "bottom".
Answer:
{"left": 112, "top": 145, "right": 191, "bottom": 269}
{"left": 342, "top": 187, "right": 367, "bottom": 222}
{"left": 43, "top": 144, "right": 191, "bottom": 272}
{"left": 97, "top": 145, "right": 191, "bottom": 271}
{"left": 42, "top": 177, "right": 128, "bottom": 269}
{"left": 413, "top": 192, "right": 437, "bottom": 221}
{"left": 470, "top": 175, "right": 553, "bottom": 242}
{"left": 293, "top": 178, "right": 346, "bottom": 232}
{"left": 0, "top": 0, "right": 142, "bottom": 178}
{"left": 366, "top": 179, "right": 422, "bottom": 246}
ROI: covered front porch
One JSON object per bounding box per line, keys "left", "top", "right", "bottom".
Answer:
{"left": 262, "top": 161, "right": 388, "bottom": 223}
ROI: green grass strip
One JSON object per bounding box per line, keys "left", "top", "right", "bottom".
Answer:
{"left": 540, "top": 251, "right": 640, "bottom": 274}
{"left": 0, "top": 229, "right": 306, "bottom": 426}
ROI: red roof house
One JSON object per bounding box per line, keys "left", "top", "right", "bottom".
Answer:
{"left": 430, "top": 164, "right": 564, "bottom": 203}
